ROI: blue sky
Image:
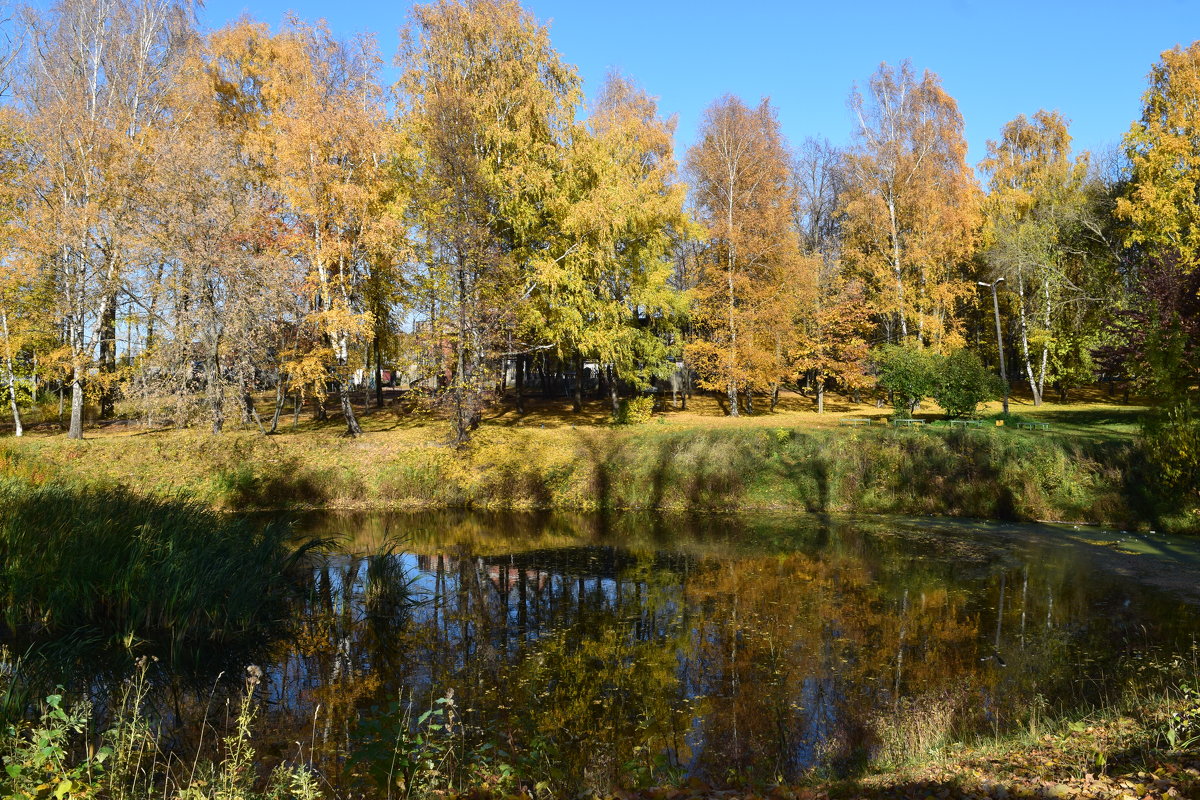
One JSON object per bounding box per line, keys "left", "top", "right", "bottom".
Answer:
{"left": 200, "top": 0, "right": 1200, "bottom": 168}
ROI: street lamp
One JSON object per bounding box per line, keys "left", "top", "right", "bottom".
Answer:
{"left": 978, "top": 277, "right": 1009, "bottom": 415}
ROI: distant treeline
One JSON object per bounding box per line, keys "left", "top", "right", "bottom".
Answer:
{"left": 0, "top": 0, "right": 1196, "bottom": 444}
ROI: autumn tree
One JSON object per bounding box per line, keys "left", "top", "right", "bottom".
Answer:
{"left": 129, "top": 20, "right": 300, "bottom": 434}
{"left": 979, "top": 110, "right": 1092, "bottom": 405}
{"left": 16, "top": 0, "right": 194, "bottom": 438}
{"left": 842, "top": 61, "right": 980, "bottom": 348}
{"left": 790, "top": 138, "right": 873, "bottom": 412}
{"left": 1118, "top": 41, "right": 1200, "bottom": 271}
{"left": 397, "top": 0, "right": 579, "bottom": 443}
{"left": 686, "top": 95, "right": 809, "bottom": 416}
{"left": 529, "top": 71, "right": 689, "bottom": 415}
{"left": 267, "top": 20, "right": 400, "bottom": 436}
{"left": 0, "top": 5, "right": 27, "bottom": 436}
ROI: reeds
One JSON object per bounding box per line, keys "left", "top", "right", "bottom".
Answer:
{"left": 0, "top": 480, "right": 319, "bottom": 689}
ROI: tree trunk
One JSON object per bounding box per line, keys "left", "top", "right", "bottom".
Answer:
{"left": 1016, "top": 273, "right": 1042, "bottom": 406}
{"left": 609, "top": 366, "right": 620, "bottom": 418}
{"left": 817, "top": 377, "right": 825, "bottom": 414}
{"left": 339, "top": 382, "right": 363, "bottom": 436}
{"left": 1037, "top": 279, "right": 1051, "bottom": 403}
{"left": 374, "top": 336, "right": 384, "bottom": 409}
{"left": 243, "top": 389, "right": 267, "bottom": 434}
{"left": 2, "top": 310, "right": 23, "bottom": 437}
{"left": 770, "top": 383, "right": 780, "bottom": 412}
{"left": 98, "top": 294, "right": 117, "bottom": 419}
{"left": 726, "top": 163, "right": 740, "bottom": 419}
{"left": 511, "top": 355, "right": 525, "bottom": 417}
{"left": 888, "top": 196, "right": 908, "bottom": 340}
{"left": 205, "top": 353, "right": 224, "bottom": 435}
{"left": 268, "top": 377, "right": 286, "bottom": 434}
{"left": 572, "top": 352, "right": 584, "bottom": 413}
{"left": 67, "top": 366, "right": 84, "bottom": 439}
{"left": 514, "top": 354, "right": 525, "bottom": 414}
{"left": 681, "top": 360, "right": 689, "bottom": 411}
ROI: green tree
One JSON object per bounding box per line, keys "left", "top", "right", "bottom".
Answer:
{"left": 932, "top": 349, "right": 1002, "bottom": 418}
{"left": 873, "top": 342, "right": 937, "bottom": 416}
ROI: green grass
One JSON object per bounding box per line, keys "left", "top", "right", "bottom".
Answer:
{"left": 0, "top": 388, "right": 1187, "bottom": 530}
{"left": 0, "top": 416, "right": 1149, "bottom": 528}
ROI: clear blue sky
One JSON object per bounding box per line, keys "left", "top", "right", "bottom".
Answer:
{"left": 200, "top": 0, "right": 1200, "bottom": 168}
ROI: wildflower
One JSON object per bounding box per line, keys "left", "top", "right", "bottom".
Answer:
{"left": 246, "top": 664, "right": 263, "bottom": 689}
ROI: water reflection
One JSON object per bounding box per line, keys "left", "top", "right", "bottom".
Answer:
{"left": 266, "top": 512, "right": 1197, "bottom": 794}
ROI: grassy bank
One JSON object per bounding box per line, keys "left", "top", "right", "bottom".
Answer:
{"left": 0, "top": 415, "right": 1146, "bottom": 528}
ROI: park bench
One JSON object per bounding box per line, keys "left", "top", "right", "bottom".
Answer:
{"left": 948, "top": 419, "right": 984, "bottom": 428}
{"left": 890, "top": 418, "right": 925, "bottom": 427}
{"left": 840, "top": 417, "right": 874, "bottom": 427}
{"left": 1014, "top": 421, "right": 1050, "bottom": 431}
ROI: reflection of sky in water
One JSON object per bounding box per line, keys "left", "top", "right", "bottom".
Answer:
{"left": 258, "top": 513, "right": 1198, "bottom": 785}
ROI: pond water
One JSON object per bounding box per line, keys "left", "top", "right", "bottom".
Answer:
{"left": 255, "top": 511, "right": 1198, "bottom": 792}
{"left": 5, "top": 510, "right": 1197, "bottom": 795}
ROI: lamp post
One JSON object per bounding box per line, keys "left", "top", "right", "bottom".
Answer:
{"left": 978, "top": 277, "right": 1009, "bottom": 415}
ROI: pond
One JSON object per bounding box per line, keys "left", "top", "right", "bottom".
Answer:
{"left": 4, "top": 510, "right": 1198, "bottom": 795}
{"left": 260, "top": 511, "right": 1198, "bottom": 793}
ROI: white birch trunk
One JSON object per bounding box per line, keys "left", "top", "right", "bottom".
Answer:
{"left": 2, "top": 309, "right": 23, "bottom": 437}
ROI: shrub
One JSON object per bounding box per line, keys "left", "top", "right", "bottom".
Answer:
{"left": 614, "top": 396, "right": 654, "bottom": 425}
{"left": 932, "top": 349, "right": 1002, "bottom": 418}
{"left": 1139, "top": 403, "right": 1200, "bottom": 529}
{"left": 872, "top": 343, "right": 938, "bottom": 415}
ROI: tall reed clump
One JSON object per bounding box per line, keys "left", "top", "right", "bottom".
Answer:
{"left": 0, "top": 479, "right": 318, "bottom": 685}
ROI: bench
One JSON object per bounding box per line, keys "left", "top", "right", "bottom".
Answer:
{"left": 890, "top": 418, "right": 925, "bottom": 427}
{"left": 1015, "top": 421, "right": 1050, "bottom": 431}
{"left": 948, "top": 419, "right": 984, "bottom": 428}
{"left": 840, "top": 417, "right": 874, "bottom": 426}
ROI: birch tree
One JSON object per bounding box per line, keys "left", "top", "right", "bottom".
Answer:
{"left": 17, "top": 0, "right": 193, "bottom": 438}
{"left": 398, "top": 0, "right": 579, "bottom": 443}
{"left": 791, "top": 138, "right": 872, "bottom": 412}
{"left": 980, "top": 110, "right": 1090, "bottom": 406}
{"left": 530, "top": 71, "right": 690, "bottom": 415}
{"left": 842, "top": 61, "right": 980, "bottom": 348}
{"left": 1118, "top": 40, "right": 1200, "bottom": 271}
{"left": 685, "top": 95, "right": 808, "bottom": 415}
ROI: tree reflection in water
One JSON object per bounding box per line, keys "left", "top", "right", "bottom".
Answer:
{"left": 254, "top": 512, "right": 1195, "bottom": 795}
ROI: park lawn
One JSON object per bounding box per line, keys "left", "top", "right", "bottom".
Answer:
{"left": 3, "top": 383, "right": 1149, "bottom": 443}
{"left": 479, "top": 385, "right": 1147, "bottom": 442}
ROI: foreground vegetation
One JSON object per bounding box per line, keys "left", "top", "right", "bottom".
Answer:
{"left": 2, "top": 631, "right": 1197, "bottom": 799}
